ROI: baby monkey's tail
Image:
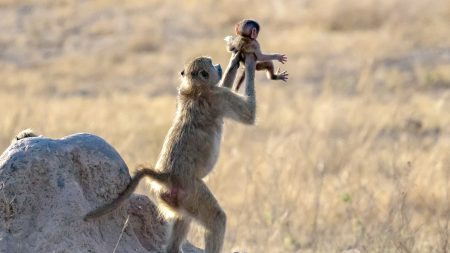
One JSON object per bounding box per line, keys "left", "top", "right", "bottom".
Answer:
{"left": 83, "top": 166, "right": 170, "bottom": 221}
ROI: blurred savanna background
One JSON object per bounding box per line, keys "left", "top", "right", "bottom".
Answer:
{"left": 0, "top": 0, "right": 449, "bottom": 252}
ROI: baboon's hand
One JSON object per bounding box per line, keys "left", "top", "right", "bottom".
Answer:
{"left": 276, "top": 54, "right": 287, "bottom": 64}
{"left": 275, "top": 68, "right": 289, "bottom": 82}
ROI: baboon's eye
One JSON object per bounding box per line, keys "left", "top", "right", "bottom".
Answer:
{"left": 180, "top": 70, "right": 185, "bottom": 76}
{"left": 200, "top": 70, "right": 209, "bottom": 79}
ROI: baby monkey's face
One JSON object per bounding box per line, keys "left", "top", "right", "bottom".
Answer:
{"left": 242, "top": 26, "right": 259, "bottom": 40}
{"left": 249, "top": 27, "right": 259, "bottom": 39}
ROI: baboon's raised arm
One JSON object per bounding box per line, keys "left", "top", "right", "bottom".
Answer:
{"left": 219, "top": 53, "right": 240, "bottom": 89}
{"left": 219, "top": 53, "right": 256, "bottom": 124}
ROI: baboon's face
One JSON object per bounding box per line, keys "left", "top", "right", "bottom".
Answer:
{"left": 181, "top": 57, "right": 222, "bottom": 86}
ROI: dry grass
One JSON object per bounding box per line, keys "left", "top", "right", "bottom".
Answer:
{"left": 0, "top": 0, "right": 449, "bottom": 252}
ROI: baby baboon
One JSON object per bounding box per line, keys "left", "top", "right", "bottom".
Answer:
{"left": 84, "top": 53, "right": 257, "bottom": 253}
{"left": 225, "top": 19, "right": 288, "bottom": 91}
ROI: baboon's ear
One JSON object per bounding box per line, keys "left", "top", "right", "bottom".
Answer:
{"left": 180, "top": 70, "right": 185, "bottom": 76}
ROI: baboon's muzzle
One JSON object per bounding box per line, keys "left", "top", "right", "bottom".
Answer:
{"left": 214, "top": 64, "right": 222, "bottom": 80}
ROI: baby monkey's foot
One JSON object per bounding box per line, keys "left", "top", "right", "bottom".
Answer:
{"left": 274, "top": 68, "right": 288, "bottom": 82}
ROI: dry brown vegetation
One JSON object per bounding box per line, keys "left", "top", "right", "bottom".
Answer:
{"left": 0, "top": 0, "right": 449, "bottom": 252}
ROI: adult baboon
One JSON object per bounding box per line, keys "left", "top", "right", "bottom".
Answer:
{"left": 85, "top": 53, "right": 257, "bottom": 253}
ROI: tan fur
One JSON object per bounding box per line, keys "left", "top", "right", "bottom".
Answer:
{"left": 226, "top": 36, "right": 258, "bottom": 54}
{"left": 84, "top": 53, "right": 257, "bottom": 253}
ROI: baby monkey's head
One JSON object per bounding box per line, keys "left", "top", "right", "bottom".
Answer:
{"left": 235, "top": 19, "right": 260, "bottom": 40}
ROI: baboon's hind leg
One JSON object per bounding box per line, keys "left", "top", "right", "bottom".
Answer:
{"left": 181, "top": 180, "right": 226, "bottom": 253}
{"left": 167, "top": 217, "right": 192, "bottom": 253}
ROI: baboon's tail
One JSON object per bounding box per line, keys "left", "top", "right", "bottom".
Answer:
{"left": 83, "top": 166, "right": 170, "bottom": 221}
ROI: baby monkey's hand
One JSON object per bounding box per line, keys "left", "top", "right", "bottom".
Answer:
{"left": 276, "top": 54, "right": 287, "bottom": 64}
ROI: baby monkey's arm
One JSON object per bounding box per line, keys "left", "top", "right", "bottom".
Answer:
{"left": 251, "top": 42, "right": 287, "bottom": 63}
{"left": 255, "top": 50, "right": 287, "bottom": 64}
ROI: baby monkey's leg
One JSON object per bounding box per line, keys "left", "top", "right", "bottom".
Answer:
{"left": 235, "top": 60, "right": 289, "bottom": 91}
{"left": 257, "top": 61, "right": 288, "bottom": 82}
{"left": 234, "top": 70, "right": 246, "bottom": 91}
{"left": 234, "top": 61, "right": 264, "bottom": 91}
